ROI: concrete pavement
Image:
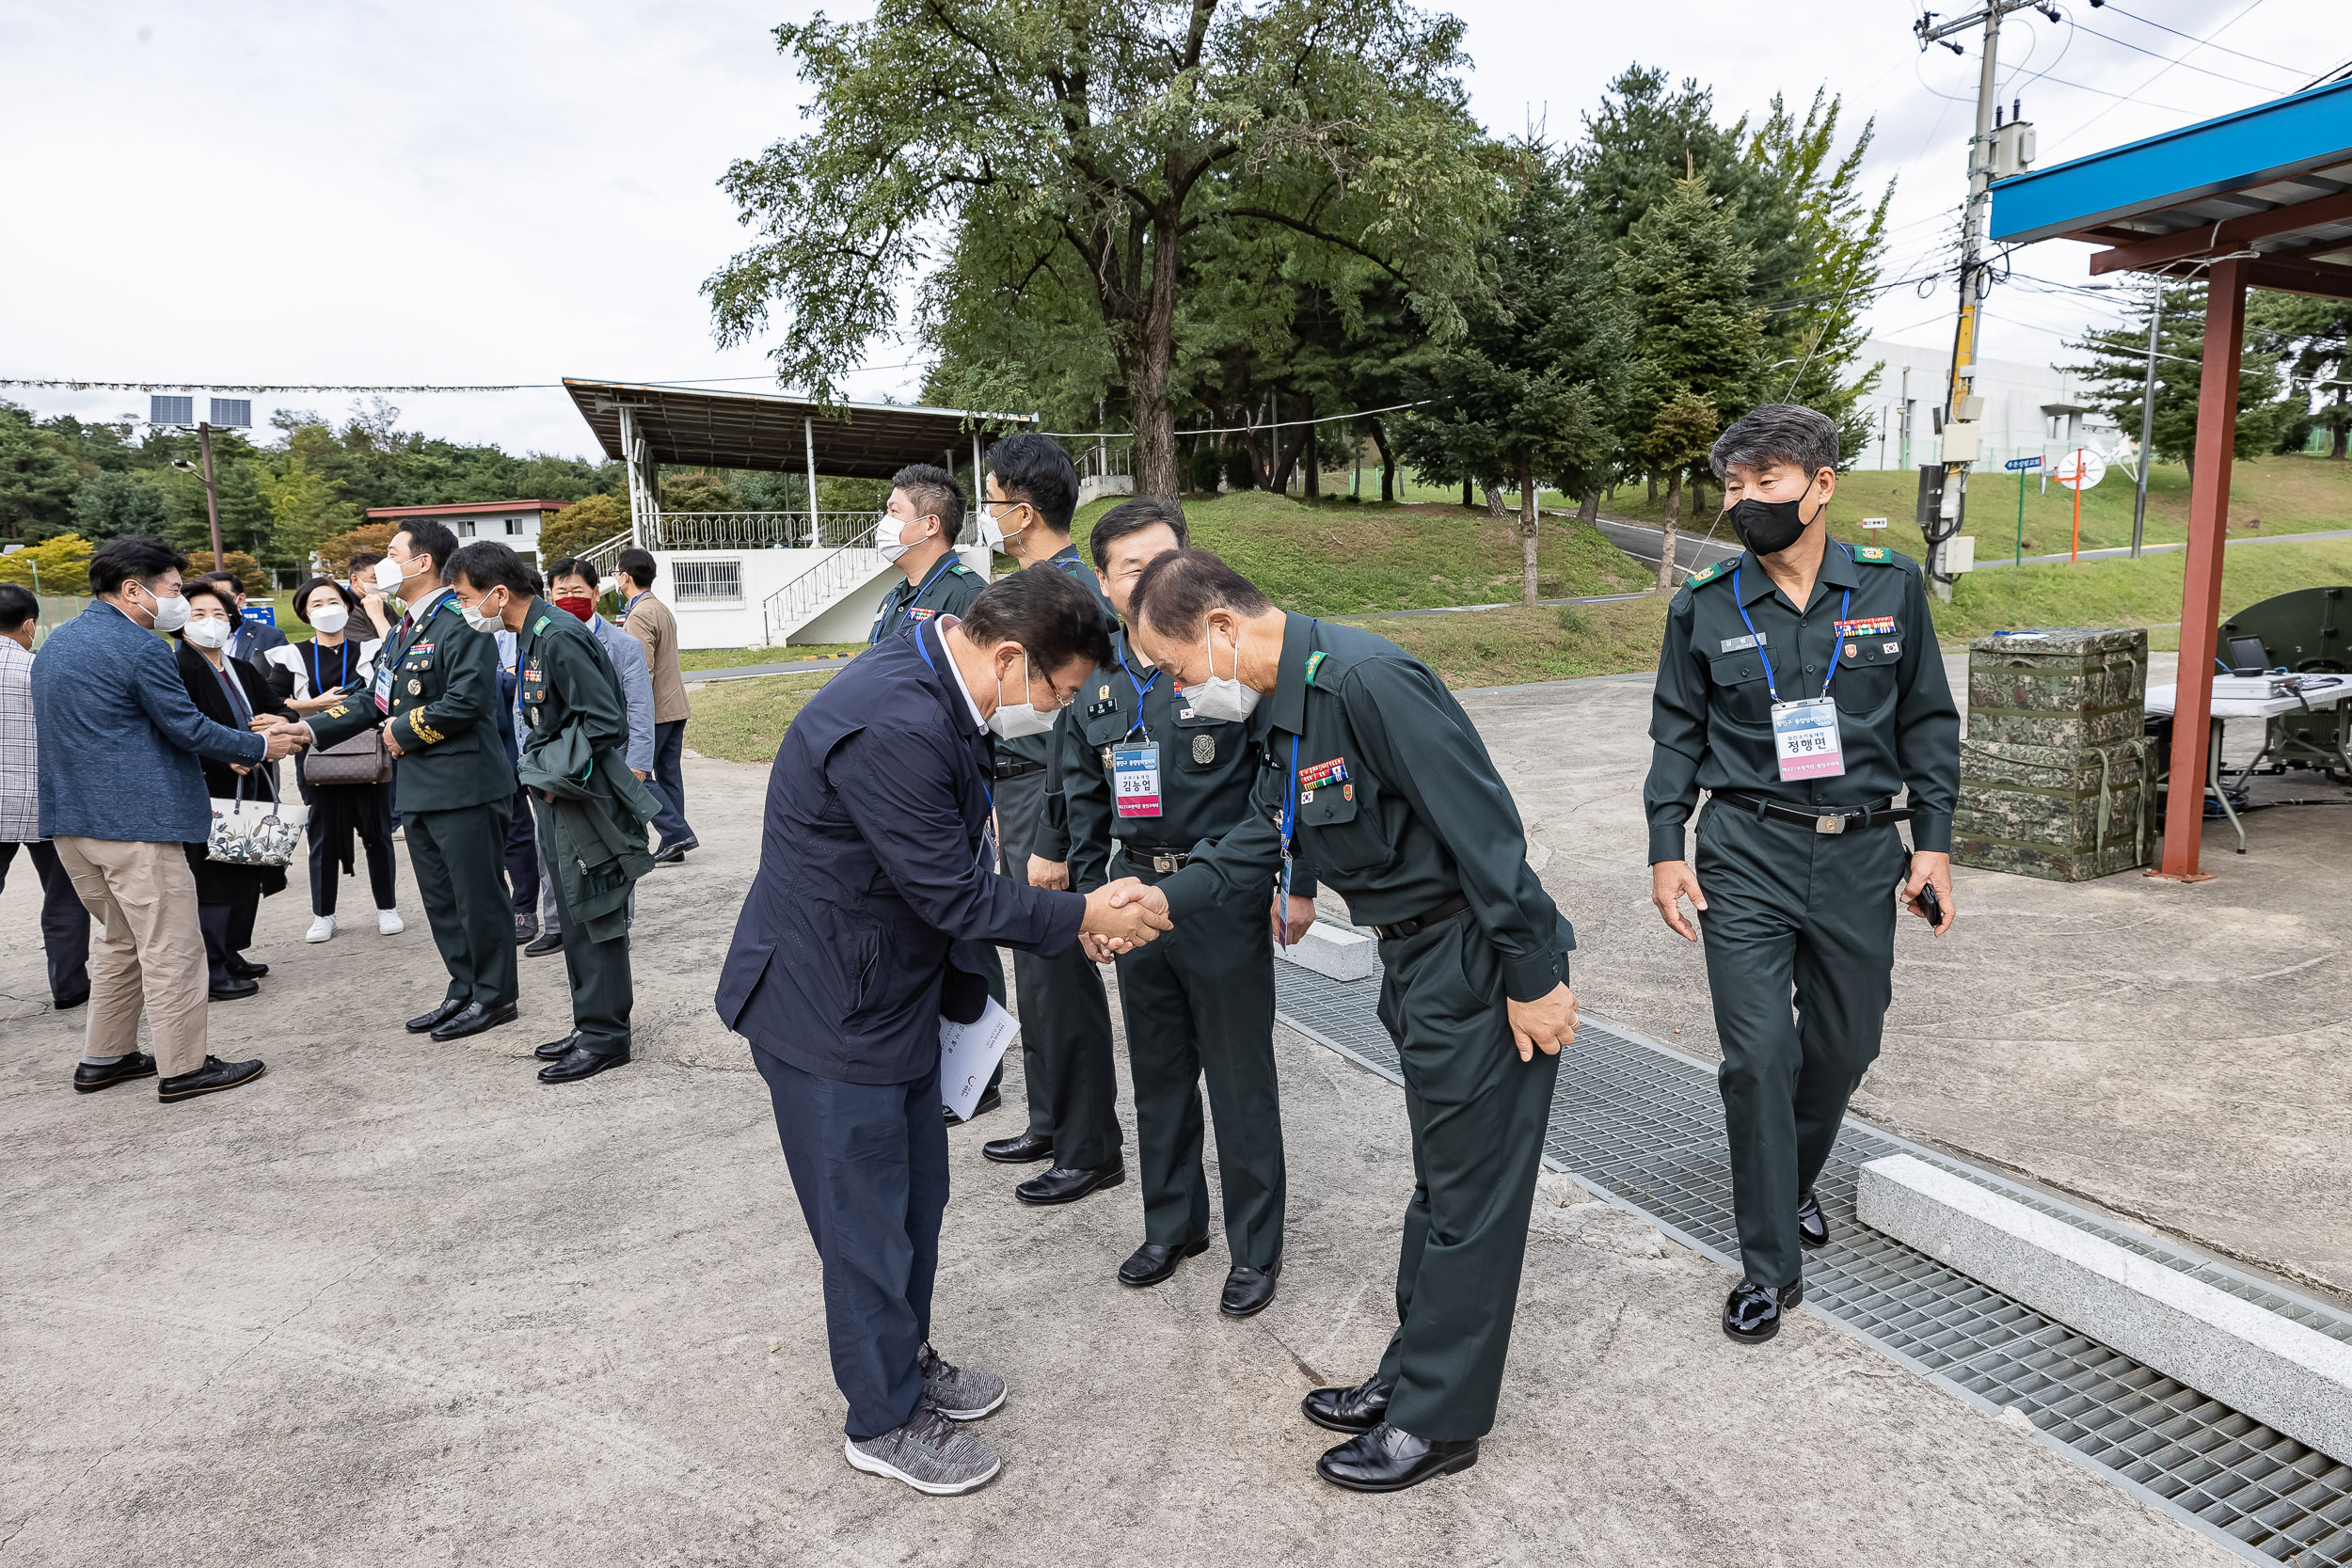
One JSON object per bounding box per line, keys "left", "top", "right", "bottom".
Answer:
{"left": 11, "top": 665, "right": 2332, "bottom": 1562}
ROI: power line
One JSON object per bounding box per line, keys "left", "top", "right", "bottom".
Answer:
{"left": 0, "top": 362, "right": 938, "bottom": 397}
{"left": 2043, "top": 0, "right": 2272, "bottom": 157}
{"left": 2070, "top": 16, "right": 2300, "bottom": 95}
{"left": 2079, "top": 0, "right": 2305, "bottom": 78}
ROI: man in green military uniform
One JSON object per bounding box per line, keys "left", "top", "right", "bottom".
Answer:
{"left": 448, "top": 541, "right": 660, "bottom": 1084}
{"left": 285, "top": 520, "right": 520, "bottom": 1041}
{"left": 966, "top": 434, "right": 1125, "bottom": 1202}
{"left": 1644, "top": 403, "right": 1960, "bottom": 1345}
{"left": 1120, "top": 548, "right": 1578, "bottom": 1495}
{"left": 1059, "top": 499, "right": 1319, "bottom": 1318}
{"left": 866, "top": 463, "right": 987, "bottom": 647}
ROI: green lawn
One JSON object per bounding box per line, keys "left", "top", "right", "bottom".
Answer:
{"left": 679, "top": 642, "right": 865, "bottom": 672}
{"left": 1931, "top": 538, "right": 2352, "bottom": 645}
{"left": 684, "top": 672, "right": 837, "bottom": 764}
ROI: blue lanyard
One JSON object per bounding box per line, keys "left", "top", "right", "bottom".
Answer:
{"left": 905, "top": 553, "right": 956, "bottom": 613}
{"left": 1732, "top": 548, "right": 1852, "bottom": 704}
{"left": 622, "top": 592, "right": 649, "bottom": 626}
{"left": 1276, "top": 732, "right": 1300, "bottom": 938}
{"left": 1116, "top": 644, "right": 1158, "bottom": 739}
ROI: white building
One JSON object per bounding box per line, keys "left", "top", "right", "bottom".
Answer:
{"left": 1846, "top": 337, "right": 2119, "bottom": 471}
{"left": 364, "top": 499, "right": 562, "bottom": 563}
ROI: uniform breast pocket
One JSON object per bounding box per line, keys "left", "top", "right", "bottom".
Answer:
{"left": 1706, "top": 649, "right": 1775, "bottom": 726}
{"left": 1833, "top": 636, "right": 1901, "bottom": 717}
{"left": 1173, "top": 713, "right": 1239, "bottom": 773}
{"left": 1298, "top": 783, "right": 1383, "bottom": 874}
{"left": 1082, "top": 708, "right": 1131, "bottom": 755}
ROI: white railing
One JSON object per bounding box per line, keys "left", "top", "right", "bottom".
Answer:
{"left": 653, "top": 510, "right": 873, "bottom": 551}
{"left": 580, "top": 529, "right": 634, "bottom": 583}
{"left": 762, "top": 524, "right": 885, "bottom": 646}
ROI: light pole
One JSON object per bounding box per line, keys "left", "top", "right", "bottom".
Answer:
{"left": 2130, "top": 283, "right": 2161, "bottom": 559}
{"left": 169, "top": 428, "right": 226, "bottom": 570}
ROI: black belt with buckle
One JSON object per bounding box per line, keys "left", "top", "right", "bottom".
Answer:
{"left": 1120, "top": 847, "right": 1193, "bottom": 875}
{"left": 992, "top": 757, "right": 1046, "bottom": 781}
{"left": 1371, "top": 894, "right": 1470, "bottom": 943}
{"left": 1714, "top": 789, "right": 1912, "bottom": 836}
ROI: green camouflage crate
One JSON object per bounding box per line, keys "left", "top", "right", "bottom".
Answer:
{"left": 1966, "top": 626, "right": 2148, "bottom": 752}
{"left": 1951, "top": 734, "right": 2153, "bottom": 881}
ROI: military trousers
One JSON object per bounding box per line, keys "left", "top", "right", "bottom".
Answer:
{"left": 529, "top": 798, "right": 633, "bottom": 1057}
{"left": 402, "top": 800, "right": 519, "bottom": 1011}
{"left": 1372, "top": 914, "right": 1560, "bottom": 1442}
{"left": 1111, "top": 852, "right": 1285, "bottom": 1268}
{"left": 1693, "top": 797, "right": 1904, "bottom": 1291}
{"left": 994, "top": 766, "right": 1120, "bottom": 1168}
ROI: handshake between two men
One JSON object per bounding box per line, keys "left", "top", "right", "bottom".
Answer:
{"left": 1074, "top": 877, "right": 1173, "bottom": 963}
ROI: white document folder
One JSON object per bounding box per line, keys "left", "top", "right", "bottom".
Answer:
{"left": 940, "top": 999, "right": 1021, "bottom": 1121}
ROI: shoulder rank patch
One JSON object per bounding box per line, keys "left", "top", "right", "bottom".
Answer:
{"left": 1854, "top": 545, "right": 1894, "bottom": 563}
{"left": 532, "top": 614, "right": 552, "bottom": 634}
{"left": 1686, "top": 560, "right": 1730, "bottom": 588}
{"left": 1303, "top": 650, "right": 1329, "bottom": 686}
{"left": 948, "top": 562, "right": 976, "bottom": 576}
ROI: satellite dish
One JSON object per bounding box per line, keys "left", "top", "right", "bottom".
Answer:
{"left": 2052, "top": 449, "right": 2106, "bottom": 491}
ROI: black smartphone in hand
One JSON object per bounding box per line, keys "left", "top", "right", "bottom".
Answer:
{"left": 1917, "top": 882, "right": 1944, "bottom": 927}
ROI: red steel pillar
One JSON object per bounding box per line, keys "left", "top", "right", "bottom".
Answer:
{"left": 2154, "top": 257, "right": 2248, "bottom": 881}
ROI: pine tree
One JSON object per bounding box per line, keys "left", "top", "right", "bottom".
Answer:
{"left": 2067, "top": 285, "right": 2288, "bottom": 483}
{"left": 2252, "top": 293, "right": 2352, "bottom": 459}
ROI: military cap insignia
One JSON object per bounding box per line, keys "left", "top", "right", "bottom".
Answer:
{"left": 1192, "top": 734, "right": 1216, "bottom": 765}
{"left": 1304, "top": 650, "right": 1328, "bottom": 685}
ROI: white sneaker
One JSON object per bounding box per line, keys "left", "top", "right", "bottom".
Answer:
{"left": 306, "top": 915, "right": 336, "bottom": 943}
{"left": 377, "top": 909, "right": 406, "bottom": 935}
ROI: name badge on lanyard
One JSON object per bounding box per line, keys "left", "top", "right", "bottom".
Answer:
{"left": 1112, "top": 742, "right": 1162, "bottom": 817}
{"left": 372, "top": 659, "right": 395, "bottom": 710}
{"left": 1772, "top": 698, "right": 1845, "bottom": 779}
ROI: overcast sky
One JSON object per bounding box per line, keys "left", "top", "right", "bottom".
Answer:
{"left": 0, "top": 0, "right": 2337, "bottom": 463}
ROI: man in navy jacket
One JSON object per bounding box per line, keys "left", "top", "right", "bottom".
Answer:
{"left": 716, "top": 566, "right": 1171, "bottom": 1496}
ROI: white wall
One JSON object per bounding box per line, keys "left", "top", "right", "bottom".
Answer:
{"left": 1847, "top": 338, "right": 2119, "bottom": 471}
{"left": 649, "top": 545, "right": 993, "bottom": 650}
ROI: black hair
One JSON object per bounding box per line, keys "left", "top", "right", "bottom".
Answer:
{"left": 1709, "top": 403, "right": 1841, "bottom": 480}
{"left": 194, "top": 569, "right": 244, "bottom": 597}
{"left": 293, "top": 576, "right": 361, "bottom": 625}
{"left": 961, "top": 563, "right": 1114, "bottom": 675}
{"left": 985, "top": 433, "right": 1078, "bottom": 535}
{"left": 445, "top": 541, "right": 536, "bottom": 598}
{"left": 180, "top": 578, "right": 238, "bottom": 622}
{"left": 1089, "top": 495, "right": 1188, "bottom": 572}
{"left": 615, "top": 547, "right": 657, "bottom": 587}
{"left": 891, "top": 463, "right": 967, "bottom": 546}
{"left": 522, "top": 562, "right": 546, "bottom": 596}
{"left": 347, "top": 550, "right": 383, "bottom": 578}
{"left": 547, "top": 557, "right": 598, "bottom": 589}
{"left": 1130, "top": 547, "right": 1273, "bottom": 641}
{"left": 0, "top": 583, "right": 36, "bottom": 632}
{"left": 392, "top": 519, "right": 462, "bottom": 585}
{"left": 88, "top": 536, "right": 189, "bottom": 598}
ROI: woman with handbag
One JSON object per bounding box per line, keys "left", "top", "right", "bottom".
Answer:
{"left": 175, "top": 580, "right": 299, "bottom": 1001}
{"left": 285, "top": 577, "right": 404, "bottom": 943}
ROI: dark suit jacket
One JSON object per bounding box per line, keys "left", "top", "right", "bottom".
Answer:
{"left": 175, "top": 637, "right": 295, "bottom": 903}
{"left": 716, "top": 620, "right": 1086, "bottom": 1085}
{"left": 308, "top": 590, "right": 514, "bottom": 813}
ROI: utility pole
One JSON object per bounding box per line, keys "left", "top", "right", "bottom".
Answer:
{"left": 2130, "top": 284, "right": 2162, "bottom": 558}
{"left": 1914, "top": 1, "right": 2057, "bottom": 601}
{"left": 198, "top": 422, "right": 225, "bottom": 570}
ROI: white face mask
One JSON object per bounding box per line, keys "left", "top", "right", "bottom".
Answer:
{"left": 183, "top": 615, "right": 232, "bottom": 650}
{"left": 874, "top": 511, "right": 913, "bottom": 564}
{"left": 460, "top": 594, "right": 504, "bottom": 635}
{"left": 308, "top": 602, "right": 350, "bottom": 635}
{"left": 977, "top": 497, "right": 1025, "bottom": 552}
{"left": 142, "top": 584, "right": 191, "bottom": 634}
{"left": 1181, "top": 626, "right": 1260, "bottom": 723}
{"left": 986, "top": 657, "right": 1059, "bottom": 738}
{"left": 372, "top": 556, "right": 409, "bottom": 594}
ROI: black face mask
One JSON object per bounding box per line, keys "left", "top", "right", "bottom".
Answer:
{"left": 1725, "top": 476, "right": 1820, "bottom": 557}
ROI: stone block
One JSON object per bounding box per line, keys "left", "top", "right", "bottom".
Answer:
{"left": 1858, "top": 1153, "right": 2352, "bottom": 1463}
{"left": 1276, "top": 921, "right": 1377, "bottom": 982}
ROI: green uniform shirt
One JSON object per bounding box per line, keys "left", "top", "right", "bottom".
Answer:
{"left": 307, "top": 589, "right": 514, "bottom": 812}
{"left": 516, "top": 597, "right": 630, "bottom": 764}
{"left": 1014, "top": 543, "right": 1120, "bottom": 862}
{"left": 1158, "top": 612, "right": 1573, "bottom": 1004}
{"left": 867, "top": 553, "right": 986, "bottom": 645}
{"left": 1058, "top": 627, "right": 1316, "bottom": 901}
{"left": 1643, "top": 542, "right": 1961, "bottom": 863}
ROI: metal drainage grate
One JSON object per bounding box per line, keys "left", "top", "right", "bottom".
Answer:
{"left": 1276, "top": 959, "right": 2352, "bottom": 1568}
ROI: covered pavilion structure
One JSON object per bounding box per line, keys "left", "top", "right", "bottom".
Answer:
{"left": 1990, "top": 77, "right": 2352, "bottom": 879}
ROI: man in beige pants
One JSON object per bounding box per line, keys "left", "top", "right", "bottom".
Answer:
{"left": 30, "top": 537, "right": 301, "bottom": 1101}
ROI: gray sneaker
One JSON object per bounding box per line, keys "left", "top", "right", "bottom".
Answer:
{"left": 918, "top": 1342, "right": 1006, "bottom": 1420}
{"left": 845, "top": 1403, "right": 1001, "bottom": 1495}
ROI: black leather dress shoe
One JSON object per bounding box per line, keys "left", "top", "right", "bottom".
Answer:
{"left": 1797, "top": 1189, "right": 1829, "bottom": 1250}
{"left": 981, "top": 1131, "right": 1054, "bottom": 1164}
{"left": 523, "top": 930, "right": 564, "bottom": 958}
{"left": 430, "top": 1001, "right": 519, "bottom": 1042}
{"left": 158, "top": 1055, "right": 266, "bottom": 1102}
{"left": 515, "top": 913, "right": 539, "bottom": 943}
{"left": 54, "top": 991, "right": 90, "bottom": 1010}
{"left": 227, "top": 958, "right": 269, "bottom": 978}
{"left": 1723, "top": 1279, "right": 1805, "bottom": 1344}
{"left": 406, "top": 998, "right": 468, "bottom": 1034}
{"left": 1315, "top": 1423, "right": 1479, "bottom": 1493}
{"left": 654, "top": 843, "right": 691, "bottom": 865}
{"left": 538, "top": 1045, "right": 628, "bottom": 1083}
{"left": 1119, "top": 1235, "right": 1209, "bottom": 1287}
{"left": 1220, "top": 1258, "right": 1281, "bottom": 1319}
{"left": 72, "top": 1053, "right": 157, "bottom": 1094}
{"left": 1302, "top": 1375, "right": 1392, "bottom": 1435}
{"left": 208, "top": 977, "right": 259, "bottom": 1002}
{"left": 1014, "top": 1160, "right": 1125, "bottom": 1206}
{"left": 946, "top": 1085, "right": 1003, "bottom": 1123}
{"left": 535, "top": 1031, "right": 581, "bottom": 1061}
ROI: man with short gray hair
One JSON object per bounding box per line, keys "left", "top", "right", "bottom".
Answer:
{"left": 1643, "top": 402, "right": 1960, "bottom": 1345}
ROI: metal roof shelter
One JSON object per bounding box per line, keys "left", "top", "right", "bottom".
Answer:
{"left": 1991, "top": 77, "right": 2352, "bottom": 880}
{"left": 563, "top": 378, "right": 1034, "bottom": 554}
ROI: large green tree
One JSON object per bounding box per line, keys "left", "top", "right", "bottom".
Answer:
{"left": 2252, "top": 293, "right": 2352, "bottom": 459}
{"left": 706, "top": 0, "right": 1506, "bottom": 496}
{"left": 2068, "top": 284, "right": 2288, "bottom": 483}
{"left": 0, "top": 404, "right": 80, "bottom": 542}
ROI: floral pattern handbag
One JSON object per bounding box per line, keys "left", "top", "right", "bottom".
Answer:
{"left": 206, "top": 766, "right": 309, "bottom": 868}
